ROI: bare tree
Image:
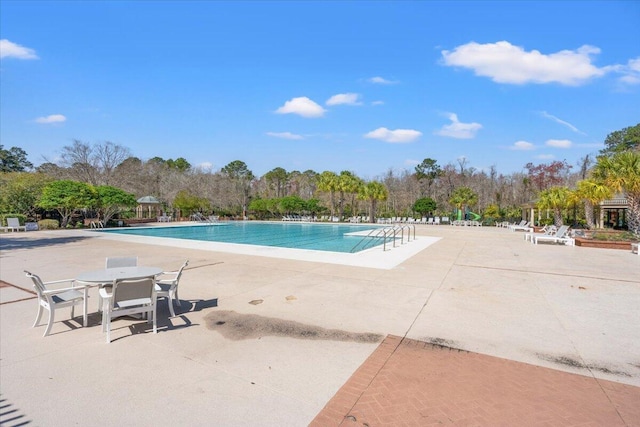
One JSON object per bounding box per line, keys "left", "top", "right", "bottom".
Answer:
{"left": 59, "top": 140, "right": 131, "bottom": 186}
{"left": 94, "top": 141, "right": 131, "bottom": 185}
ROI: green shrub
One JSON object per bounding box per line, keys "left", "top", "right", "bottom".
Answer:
{"left": 592, "top": 230, "right": 637, "bottom": 242}
{"left": 38, "top": 219, "right": 59, "bottom": 230}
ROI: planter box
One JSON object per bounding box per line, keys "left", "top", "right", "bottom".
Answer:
{"left": 574, "top": 237, "right": 633, "bottom": 250}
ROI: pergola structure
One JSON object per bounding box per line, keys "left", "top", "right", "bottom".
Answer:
{"left": 136, "top": 196, "right": 161, "bottom": 219}
{"left": 600, "top": 196, "right": 628, "bottom": 229}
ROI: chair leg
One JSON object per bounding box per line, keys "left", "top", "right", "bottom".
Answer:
{"left": 168, "top": 295, "right": 176, "bottom": 318}
{"left": 174, "top": 289, "right": 181, "bottom": 306}
{"left": 105, "top": 315, "right": 111, "bottom": 343}
{"left": 82, "top": 290, "right": 88, "bottom": 327}
{"left": 33, "top": 303, "right": 43, "bottom": 328}
{"left": 152, "top": 305, "right": 157, "bottom": 334}
{"left": 44, "top": 309, "right": 55, "bottom": 337}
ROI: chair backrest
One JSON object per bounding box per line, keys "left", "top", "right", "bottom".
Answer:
{"left": 175, "top": 260, "right": 189, "bottom": 281}
{"left": 106, "top": 257, "right": 138, "bottom": 269}
{"left": 8, "top": 217, "right": 20, "bottom": 227}
{"left": 554, "top": 225, "right": 570, "bottom": 238}
{"left": 111, "top": 277, "right": 155, "bottom": 308}
{"left": 24, "top": 270, "right": 45, "bottom": 298}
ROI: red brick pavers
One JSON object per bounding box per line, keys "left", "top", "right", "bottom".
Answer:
{"left": 311, "top": 335, "right": 640, "bottom": 426}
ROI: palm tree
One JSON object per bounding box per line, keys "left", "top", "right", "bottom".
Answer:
{"left": 336, "top": 171, "right": 363, "bottom": 220}
{"left": 573, "top": 179, "right": 613, "bottom": 229}
{"left": 536, "top": 186, "right": 572, "bottom": 226}
{"left": 449, "top": 187, "right": 478, "bottom": 220}
{"left": 592, "top": 151, "right": 640, "bottom": 236}
{"left": 358, "top": 181, "right": 389, "bottom": 223}
{"left": 317, "top": 171, "right": 339, "bottom": 218}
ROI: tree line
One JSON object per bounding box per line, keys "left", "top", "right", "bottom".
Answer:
{"left": 1, "top": 123, "right": 638, "bottom": 235}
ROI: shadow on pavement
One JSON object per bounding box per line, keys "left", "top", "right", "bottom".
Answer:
{"left": 0, "top": 236, "right": 93, "bottom": 251}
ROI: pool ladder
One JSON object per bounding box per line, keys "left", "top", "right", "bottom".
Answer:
{"left": 191, "top": 212, "right": 219, "bottom": 224}
{"left": 350, "top": 224, "right": 416, "bottom": 253}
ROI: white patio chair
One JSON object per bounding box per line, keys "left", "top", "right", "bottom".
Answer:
{"left": 155, "top": 260, "right": 189, "bottom": 317}
{"left": 105, "top": 256, "right": 138, "bottom": 268}
{"left": 24, "top": 270, "right": 88, "bottom": 337}
{"left": 7, "top": 217, "right": 26, "bottom": 232}
{"left": 97, "top": 257, "right": 139, "bottom": 311}
{"left": 100, "top": 277, "right": 157, "bottom": 343}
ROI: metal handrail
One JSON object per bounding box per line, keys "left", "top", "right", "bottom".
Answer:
{"left": 191, "top": 212, "right": 218, "bottom": 224}
{"left": 350, "top": 227, "right": 392, "bottom": 253}
{"left": 349, "top": 224, "right": 416, "bottom": 253}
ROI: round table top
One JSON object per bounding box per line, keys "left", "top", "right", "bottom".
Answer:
{"left": 76, "top": 266, "right": 163, "bottom": 283}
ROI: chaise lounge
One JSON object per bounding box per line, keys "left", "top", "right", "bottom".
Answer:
{"left": 533, "top": 225, "right": 574, "bottom": 246}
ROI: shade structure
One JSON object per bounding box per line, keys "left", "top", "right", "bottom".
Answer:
{"left": 136, "top": 196, "right": 161, "bottom": 219}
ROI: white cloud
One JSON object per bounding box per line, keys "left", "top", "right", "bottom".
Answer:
{"left": 629, "top": 57, "right": 640, "bottom": 72}
{"left": 546, "top": 139, "right": 572, "bottom": 148}
{"left": 275, "top": 97, "right": 326, "bottom": 118}
{"left": 367, "top": 76, "right": 398, "bottom": 85}
{"left": 371, "top": 100, "right": 384, "bottom": 106}
{"left": 35, "top": 114, "right": 66, "bottom": 124}
{"left": 0, "top": 39, "right": 39, "bottom": 59}
{"left": 618, "top": 57, "right": 640, "bottom": 85}
{"left": 266, "top": 131, "right": 304, "bottom": 140}
{"left": 441, "top": 41, "right": 610, "bottom": 85}
{"left": 326, "top": 93, "right": 362, "bottom": 106}
{"left": 435, "top": 113, "right": 482, "bottom": 139}
{"left": 196, "top": 162, "right": 214, "bottom": 171}
{"left": 364, "top": 127, "right": 422, "bottom": 143}
{"left": 539, "top": 111, "right": 585, "bottom": 134}
{"left": 510, "top": 140, "right": 535, "bottom": 151}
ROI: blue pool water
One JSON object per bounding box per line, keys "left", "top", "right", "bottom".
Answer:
{"left": 100, "top": 222, "right": 385, "bottom": 253}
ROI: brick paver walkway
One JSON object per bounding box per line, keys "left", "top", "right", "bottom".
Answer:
{"left": 311, "top": 335, "right": 640, "bottom": 426}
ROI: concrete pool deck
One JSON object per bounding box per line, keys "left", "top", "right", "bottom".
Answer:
{"left": 1, "top": 224, "right": 639, "bottom": 426}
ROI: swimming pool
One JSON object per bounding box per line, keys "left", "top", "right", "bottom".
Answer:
{"left": 100, "top": 222, "right": 386, "bottom": 253}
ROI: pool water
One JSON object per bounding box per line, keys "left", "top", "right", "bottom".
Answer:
{"left": 100, "top": 222, "right": 386, "bottom": 253}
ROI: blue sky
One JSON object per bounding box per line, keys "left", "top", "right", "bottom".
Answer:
{"left": 1, "top": 1, "right": 639, "bottom": 179}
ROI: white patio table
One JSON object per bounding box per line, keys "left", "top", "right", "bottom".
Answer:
{"left": 76, "top": 266, "right": 163, "bottom": 284}
{"left": 76, "top": 266, "right": 163, "bottom": 314}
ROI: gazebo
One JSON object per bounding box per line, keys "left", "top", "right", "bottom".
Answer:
{"left": 136, "top": 196, "right": 161, "bottom": 219}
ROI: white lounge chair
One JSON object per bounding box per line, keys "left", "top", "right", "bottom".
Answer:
{"left": 24, "top": 271, "right": 88, "bottom": 337}
{"left": 155, "top": 260, "right": 188, "bottom": 317}
{"left": 6, "top": 217, "right": 26, "bottom": 232}
{"left": 533, "top": 225, "right": 574, "bottom": 245}
{"left": 525, "top": 225, "right": 557, "bottom": 242}
{"left": 509, "top": 221, "right": 532, "bottom": 232}
{"left": 100, "top": 277, "right": 157, "bottom": 343}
